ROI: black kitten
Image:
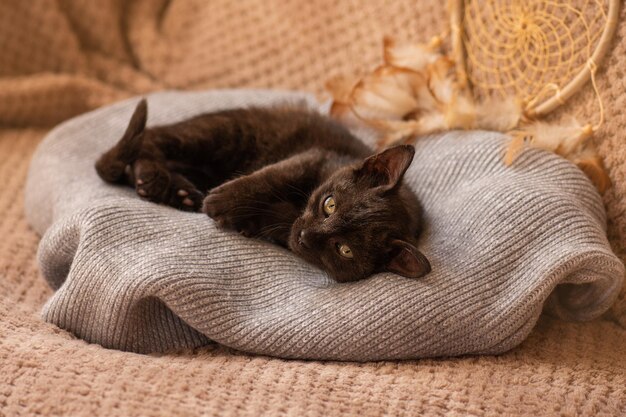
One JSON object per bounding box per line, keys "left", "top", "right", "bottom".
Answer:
{"left": 96, "top": 99, "right": 430, "bottom": 282}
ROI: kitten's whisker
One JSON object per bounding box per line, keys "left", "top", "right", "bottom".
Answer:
{"left": 254, "top": 223, "right": 291, "bottom": 239}
{"left": 217, "top": 205, "right": 290, "bottom": 220}
{"left": 285, "top": 182, "right": 309, "bottom": 200}
{"left": 257, "top": 224, "right": 290, "bottom": 234}
{"left": 258, "top": 222, "right": 292, "bottom": 230}
{"left": 261, "top": 177, "right": 290, "bottom": 204}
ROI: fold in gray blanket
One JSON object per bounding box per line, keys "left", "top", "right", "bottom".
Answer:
{"left": 24, "top": 90, "right": 624, "bottom": 360}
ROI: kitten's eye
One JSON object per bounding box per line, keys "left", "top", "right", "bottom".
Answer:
{"left": 336, "top": 243, "right": 353, "bottom": 259}
{"left": 323, "top": 196, "right": 336, "bottom": 216}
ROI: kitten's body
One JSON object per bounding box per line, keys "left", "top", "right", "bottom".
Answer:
{"left": 96, "top": 100, "right": 430, "bottom": 282}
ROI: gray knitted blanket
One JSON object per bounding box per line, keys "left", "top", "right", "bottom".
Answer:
{"left": 25, "top": 90, "right": 624, "bottom": 361}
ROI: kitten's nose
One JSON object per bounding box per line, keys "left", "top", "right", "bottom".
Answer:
{"left": 298, "top": 229, "right": 311, "bottom": 248}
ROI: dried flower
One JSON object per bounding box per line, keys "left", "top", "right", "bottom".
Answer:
{"left": 325, "top": 36, "right": 610, "bottom": 193}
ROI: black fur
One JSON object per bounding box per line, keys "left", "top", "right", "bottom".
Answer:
{"left": 96, "top": 100, "right": 430, "bottom": 282}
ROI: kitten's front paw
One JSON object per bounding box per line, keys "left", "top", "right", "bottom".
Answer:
{"left": 202, "top": 185, "right": 259, "bottom": 237}
{"left": 202, "top": 187, "right": 231, "bottom": 225}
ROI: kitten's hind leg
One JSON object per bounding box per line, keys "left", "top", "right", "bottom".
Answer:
{"left": 132, "top": 159, "right": 204, "bottom": 212}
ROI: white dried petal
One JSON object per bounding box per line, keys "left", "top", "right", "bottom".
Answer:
{"left": 325, "top": 75, "right": 358, "bottom": 106}
{"left": 383, "top": 36, "right": 441, "bottom": 72}
{"left": 426, "top": 57, "right": 456, "bottom": 104}
{"left": 474, "top": 97, "right": 523, "bottom": 132}
{"left": 350, "top": 67, "right": 430, "bottom": 121}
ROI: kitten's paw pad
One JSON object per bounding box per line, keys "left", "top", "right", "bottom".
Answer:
{"left": 172, "top": 189, "right": 203, "bottom": 212}
{"left": 166, "top": 174, "right": 203, "bottom": 212}
{"left": 133, "top": 160, "right": 170, "bottom": 202}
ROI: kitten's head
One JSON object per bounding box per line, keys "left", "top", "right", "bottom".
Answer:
{"left": 288, "top": 145, "right": 430, "bottom": 282}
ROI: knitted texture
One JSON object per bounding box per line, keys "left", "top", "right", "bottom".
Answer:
{"left": 4, "top": 128, "right": 626, "bottom": 416}
{"left": 23, "top": 90, "right": 623, "bottom": 360}
{"left": 2, "top": 0, "right": 626, "bottom": 415}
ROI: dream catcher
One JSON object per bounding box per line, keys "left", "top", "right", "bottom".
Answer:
{"left": 327, "top": 0, "right": 620, "bottom": 192}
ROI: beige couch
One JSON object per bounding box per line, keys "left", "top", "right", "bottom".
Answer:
{"left": 1, "top": 1, "right": 625, "bottom": 415}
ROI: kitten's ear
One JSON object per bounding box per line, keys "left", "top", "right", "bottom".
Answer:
{"left": 385, "top": 239, "right": 431, "bottom": 278}
{"left": 356, "top": 145, "right": 415, "bottom": 189}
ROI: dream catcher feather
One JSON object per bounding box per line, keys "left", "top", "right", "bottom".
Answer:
{"left": 327, "top": 0, "right": 620, "bottom": 192}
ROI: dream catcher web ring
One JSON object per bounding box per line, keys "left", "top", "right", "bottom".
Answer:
{"left": 450, "top": 0, "right": 621, "bottom": 119}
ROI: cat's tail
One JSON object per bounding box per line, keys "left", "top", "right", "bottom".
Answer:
{"left": 95, "top": 98, "right": 148, "bottom": 183}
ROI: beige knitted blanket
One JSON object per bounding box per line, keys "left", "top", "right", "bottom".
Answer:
{"left": 2, "top": 1, "right": 626, "bottom": 415}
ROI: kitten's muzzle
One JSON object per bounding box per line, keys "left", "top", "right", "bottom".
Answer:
{"left": 298, "top": 229, "right": 312, "bottom": 249}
